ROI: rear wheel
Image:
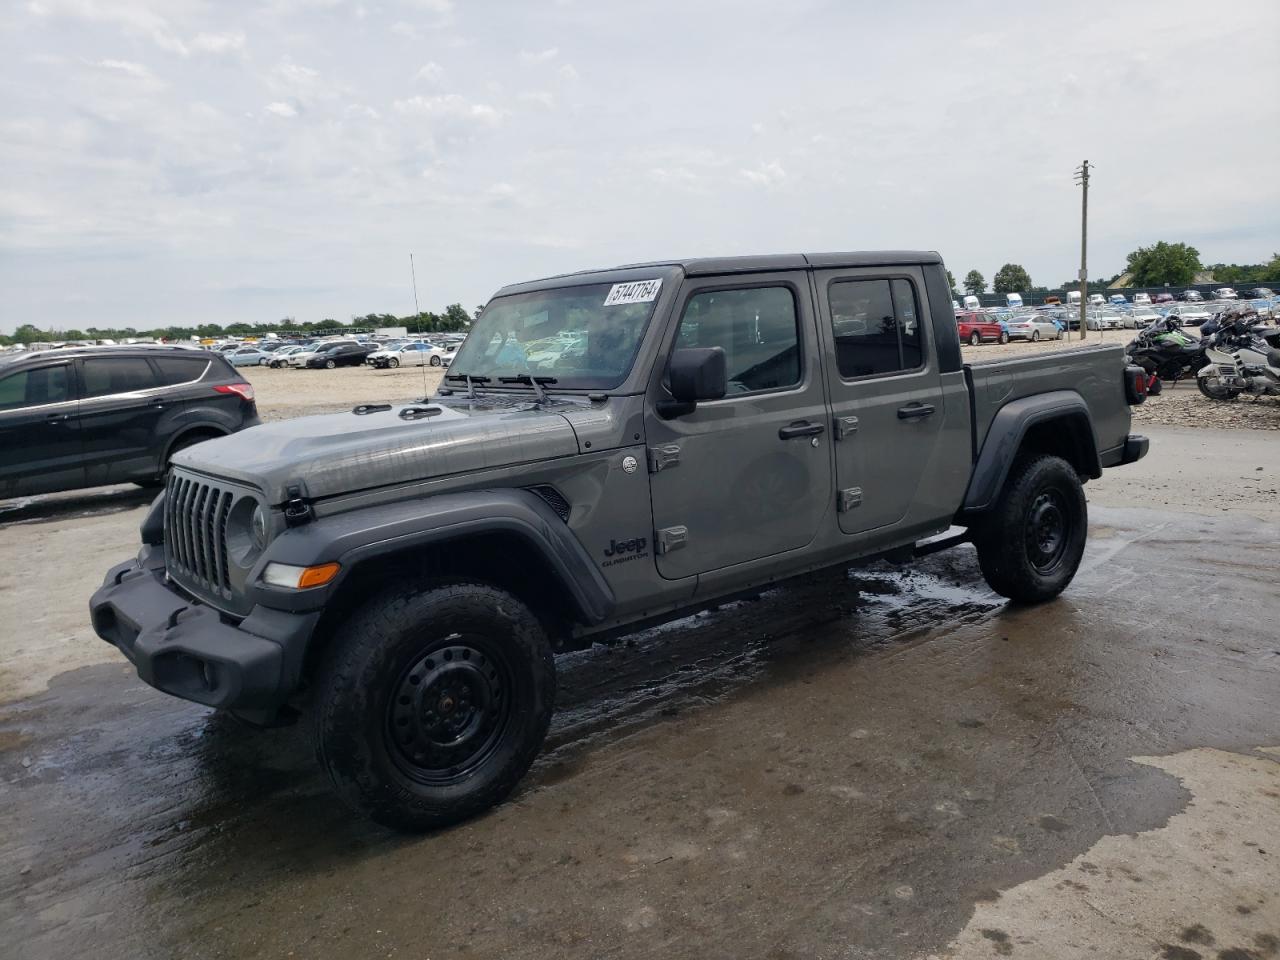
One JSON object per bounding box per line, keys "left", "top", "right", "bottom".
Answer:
{"left": 1031, "top": 330, "right": 1041, "bottom": 342}
{"left": 313, "top": 581, "right": 556, "bottom": 831}
{"left": 430, "top": 355, "right": 442, "bottom": 366}
{"left": 973, "top": 454, "right": 1087, "bottom": 604}
{"left": 134, "top": 431, "right": 218, "bottom": 488}
{"left": 969, "top": 331, "right": 982, "bottom": 346}
{"left": 1197, "top": 375, "right": 1240, "bottom": 401}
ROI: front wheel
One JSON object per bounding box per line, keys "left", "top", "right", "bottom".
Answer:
{"left": 313, "top": 581, "right": 556, "bottom": 831}
{"left": 973, "top": 454, "right": 1087, "bottom": 604}
{"left": 325, "top": 359, "right": 336, "bottom": 369}
{"left": 387, "top": 357, "right": 400, "bottom": 368}
{"left": 1197, "top": 375, "right": 1240, "bottom": 401}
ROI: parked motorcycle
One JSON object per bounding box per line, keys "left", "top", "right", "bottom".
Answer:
{"left": 1125, "top": 316, "right": 1209, "bottom": 386}
{"left": 1196, "top": 309, "right": 1280, "bottom": 401}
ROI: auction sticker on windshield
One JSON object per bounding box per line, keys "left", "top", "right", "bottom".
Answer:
{"left": 603, "top": 279, "right": 662, "bottom": 306}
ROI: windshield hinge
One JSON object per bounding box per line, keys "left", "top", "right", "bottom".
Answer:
{"left": 647, "top": 444, "right": 681, "bottom": 473}
{"left": 283, "top": 484, "right": 314, "bottom": 527}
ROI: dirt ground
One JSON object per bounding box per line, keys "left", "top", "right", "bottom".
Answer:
{"left": 1, "top": 367, "right": 1279, "bottom": 959}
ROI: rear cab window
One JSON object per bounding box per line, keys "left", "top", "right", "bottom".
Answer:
{"left": 827, "top": 277, "right": 925, "bottom": 378}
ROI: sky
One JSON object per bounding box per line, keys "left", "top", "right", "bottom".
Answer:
{"left": 1, "top": 0, "right": 1278, "bottom": 334}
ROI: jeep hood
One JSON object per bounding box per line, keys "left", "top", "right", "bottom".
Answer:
{"left": 172, "top": 400, "right": 580, "bottom": 503}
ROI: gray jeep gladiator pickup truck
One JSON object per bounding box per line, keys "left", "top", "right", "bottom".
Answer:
{"left": 91, "top": 251, "right": 1149, "bottom": 830}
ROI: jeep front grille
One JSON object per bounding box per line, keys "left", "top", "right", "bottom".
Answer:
{"left": 165, "top": 474, "right": 234, "bottom": 597}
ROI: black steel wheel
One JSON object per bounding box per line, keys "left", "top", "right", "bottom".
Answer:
{"left": 974, "top": 454, "right": 1087, "bottom": 604}
{"left": 313, "top": 580, "right": 555, "bottom": 831}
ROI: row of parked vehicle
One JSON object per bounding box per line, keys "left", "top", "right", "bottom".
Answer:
{"left": 218, "top": 334, "right": 465, "bottom": 370}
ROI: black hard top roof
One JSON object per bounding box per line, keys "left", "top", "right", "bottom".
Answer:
{"left": 495, "top": 251, "right": 943, "bottom": 296}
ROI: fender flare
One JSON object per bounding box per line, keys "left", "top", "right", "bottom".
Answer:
{"left": 246, "top": 488, "right": 616, "bottom": 625}
{"left": 961, "top": 390, "right": 1100, "bottom": 513}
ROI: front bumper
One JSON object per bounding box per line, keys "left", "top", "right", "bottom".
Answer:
{"left": 89, "top": 546, "right": 319, "bottom": 721}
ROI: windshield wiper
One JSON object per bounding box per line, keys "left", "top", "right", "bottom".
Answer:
{"left": 444, "top": 373, "right": 491, "bottom": 399}
{"left": 498, "top": 374, "right": 557, "bottom": 402}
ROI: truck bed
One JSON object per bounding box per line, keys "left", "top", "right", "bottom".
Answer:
{"left": 964, "top": 344, "right": 1132, "bottom": 462}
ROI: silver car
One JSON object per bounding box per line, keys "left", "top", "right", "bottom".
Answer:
{"left": 1005, "top": 315, "right": 1062, "bottom": 341}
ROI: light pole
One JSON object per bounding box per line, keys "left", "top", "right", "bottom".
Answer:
{"left": 1074, "top": 160, "right": 1091, "bottom": 340}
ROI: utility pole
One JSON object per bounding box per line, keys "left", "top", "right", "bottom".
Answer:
{"left": 1074, "top": 160, "right": 1091, "bottom": 340}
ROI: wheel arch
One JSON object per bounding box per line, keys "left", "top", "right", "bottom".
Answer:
{"left": 960, "top": 391, "right": 1100, "bottom": 514}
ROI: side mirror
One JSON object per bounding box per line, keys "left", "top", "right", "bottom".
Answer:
{"left": 659, "top": 347, "right": 727, "bottom": 418}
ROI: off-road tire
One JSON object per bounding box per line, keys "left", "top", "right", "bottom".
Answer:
{"left": 973, "top": 454, "right": 1087, "bottom": 604}
{"left": 313, "top": 580, "right": 556, "bottom": 831}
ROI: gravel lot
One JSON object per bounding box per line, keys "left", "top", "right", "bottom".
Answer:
{"left": 961, "top": 331, "right": 1280, "bottom": 431}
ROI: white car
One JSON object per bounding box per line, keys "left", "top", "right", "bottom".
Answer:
{"left": 1005, "top": 315, "right": 1062, "bottom": 341}
{"left": 1126, "top": 306, "right": 1161, "bottom": 329}
{"left": 1085, "top": 309, "right": 1125, "bottom": 330}
{"left": 1165, "top": 304, "right": 1211, "bottom": 327}
{"left": 1088, "top": 294, "right": 1106, "bottom": 306}
{"left": 1212, "top": 287, "right": 1238, "bottom": 300}
{"left": 1133, "top": 292, "right": 1152, "bottom": 306}
{"left": 267, "top": 345, "right": 306, "bottom": 368}
{"left": 369, "top": 342, "right": 448, "bottom": 368}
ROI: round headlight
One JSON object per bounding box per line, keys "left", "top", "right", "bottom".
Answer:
{"left": 251, "top": 504, "right": 269, "bottom": 549}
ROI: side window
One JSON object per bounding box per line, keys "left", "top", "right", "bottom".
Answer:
{"left": 81, "top": 357, "right": 158, "bottom": 398}
{"left": 152, "top": 356, "right": 210, "bottom": 386}
{"left": 0, "top": 365, "right": 71, "bottom": 411}
{"left": 676, "top": 286, "right": 800, "bottom": 394}
{"left": 828, "top": 278, "right": 926, "bottom": 378}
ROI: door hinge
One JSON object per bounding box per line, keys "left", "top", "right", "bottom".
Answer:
{"left": 837, "top": 487, "right": 863, "bottom": 512}
{"left": 834, "top": 416, "right": 859, "bottom": 440}
{"left": 655, "top": 525, "right": 688, "bottom": 554}
{"left": 647, "top": 444, "right": 682, "bottom": 473}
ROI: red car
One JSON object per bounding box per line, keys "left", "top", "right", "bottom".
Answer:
{"left": 956, "top": 311, "right": 1008, "bottom": 345}
{"left": 1152, "top": 293, "right": 1175, "bottom": 304}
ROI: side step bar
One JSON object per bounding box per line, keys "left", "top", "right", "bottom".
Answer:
{"left": 913, "top": 526, "right": 972, "bottom": 558}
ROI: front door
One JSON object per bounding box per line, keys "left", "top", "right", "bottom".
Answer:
{"left": 644, "top": 274, "right": 833, "bottom": 580}
{"left": 813, "top": 267, "right": 946, "bottom": 535}
{"left": 0, "top": 359, "right": 83, "bottom": 496}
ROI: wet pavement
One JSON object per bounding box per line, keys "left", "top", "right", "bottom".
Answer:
{"left": 1, "top": 495, "right": 1278, "bottom": 959}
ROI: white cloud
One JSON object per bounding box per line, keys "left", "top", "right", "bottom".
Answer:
{"left": 393, "top": 94, "right": 501, "bottom": 125}
{"left": 517, "top": 90, "right": 554, "bottom": 108}
{"left": 265, "top": 101, "right": 297, "bottom": 117}
{"left": 557, "top": 63, "right": 579, "bottom": 81}
{"left": 414, "top": 61, "right": 444, "bottom": 83}
{"left": 27, "top": 0, "right": 190, "bottom": 55}
{"left": 192, "top": 31, "right": 246, "bottom": 56}
{"left": 390, "top": 20, "right": 418, "bottom": 39}
{"left": 519, "top": 47, "right": 558, "bottom": 65}
{"left": 94, "top": 58, "right": 152, "bottom": 79}
{"left": 738, "top": 160, "right": 786, "bottom": 187}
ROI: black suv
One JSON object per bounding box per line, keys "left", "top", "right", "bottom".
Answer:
{"left": 0, "top": 347, "right": 260, "bottom": 498}
{"left": 305, "top": 343, "right": 378, "bottom": 369}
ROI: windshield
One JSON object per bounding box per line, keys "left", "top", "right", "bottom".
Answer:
{"left": 449, "top": 280, "right": 661, "bottom": 389}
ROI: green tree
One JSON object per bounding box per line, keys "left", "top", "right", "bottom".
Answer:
{"left": 963, "top": 270, "right": 986, "bottom": 295}
{"left": 993, "top": 263, "right": 1032, "bottom": 294}
{"left": 1125, "top": 241, "right": 1201, "bottom": 287}
{"left": 946, "top": 270, "right": 958, "bottom": 296}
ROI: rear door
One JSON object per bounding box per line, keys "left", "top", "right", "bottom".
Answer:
{"left": 644, "top": 273, "right": 833, "bottom": 580}
{"left": 813, "top": 266, "right": 946, "bottom": 535}
{"left": 0, "top": 359, "right": 83, "bottom": 496}
{"left": 75, "top": 355, "right": 167, "bottom": 485}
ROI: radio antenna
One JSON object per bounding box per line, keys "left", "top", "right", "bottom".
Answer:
{"left": 409, "top": 252, "right": 429, "bottom": 399}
